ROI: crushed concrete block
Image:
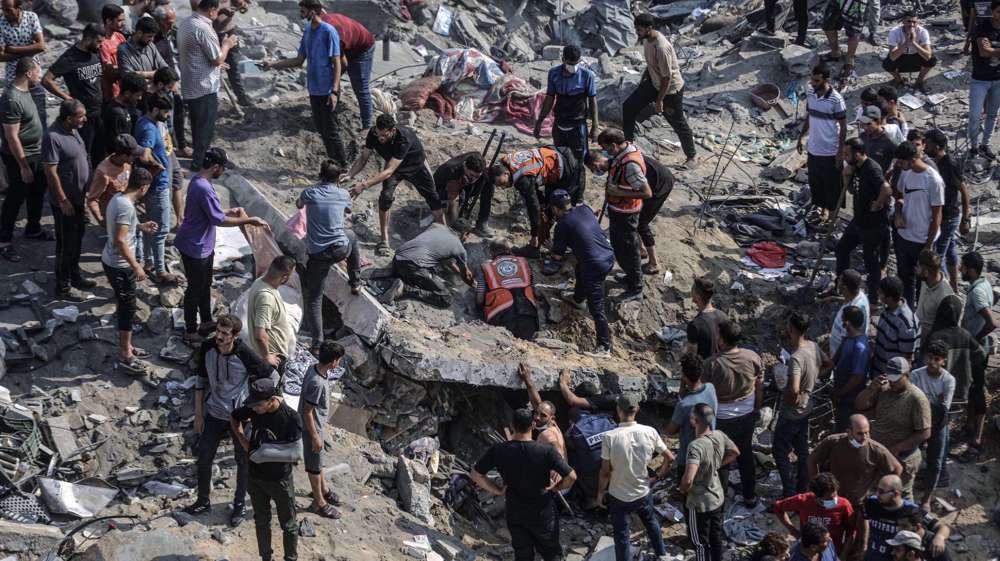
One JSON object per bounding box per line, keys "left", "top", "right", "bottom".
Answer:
{"left": 147, "top": 307, "right": 173, "bottom": 335}
{"left": 542, "top": 45, "right": 564, "bottom": 60}
{"left": 326, "top": 0, "right": 395, "bottom": 36}
{"left": 396, "top": 455, "right": 433, "bottom": 524}
{"left": 328, "top": 400, "right": 373, "bottom": 436}
{"left": 434, "top": 538, "right": 471, "bottom": 561}
{"left": 158, "top": 285, "right": 184, "bottom": 308}
{"left": 781, "top": 44, "right": 815, "bottom": 77}
{"left": 762, "top": 148, "right": 807, "bottom": 181}
{"left": 76, "top": 527, "right": 196, "bottom": 561}
{"left": 0, "top": 520, "right": 63, "bottom": 557}
{"left": 587, "top": 536, "right": 616, "bottom": 561}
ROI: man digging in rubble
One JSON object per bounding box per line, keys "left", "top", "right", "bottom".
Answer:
{"left": 433, "top": 150, "right": 491, "bottom": 234}
{"left": 585, "top": 137, "right": 674, "bottom": 277}
{"left": 475, "top": 239, "right": 539, "bottom": 340}
{"left": 377, "top": 219, "right": 474, "bottom": 308}
{"left": 518, "top": 363, "right": 567, "bottom": 459}
{"left": 534, "top": 44, "right": 598, "bottom": 201}
{"left": 470, "top": 407, "right": 577, "bottom": 561}
{"left": 489, "top": 144, "right": 581, "bottom": 259}
{"left": 344, "top": 113, "right": 442, "bottom": 256}
{"left": 187, "top": 314, "right": 278, "bottom": 527}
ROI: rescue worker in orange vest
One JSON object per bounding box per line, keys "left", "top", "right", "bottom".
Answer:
{"left": 475, "top": 239, "right": 540, "bottom": 340}
{"left": 594, "top": 128, "right": 652, "bottom": 303}
{"left": 489, "top": 145, "right": 580, "bottom": 258}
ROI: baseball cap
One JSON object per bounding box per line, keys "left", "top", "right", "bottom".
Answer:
{"left": 111, "top": 134, "right": 144, "bottom": 157}
{"left": 203, "top": 147, "right": 231, "bottom": 169}
{"left": 886, "top": 531, "right": 923, "bottom": 551}
{"left": 885, "top": 356, "right": 910, "bottom": 381}
{"left": 859, "top": 105, "right": 882, "bottom": 124}
{"left": 246, "top": 377, "right": 280, "bottom": 407}
{"left": 617, "top": 393, "right": 640, "bottom": 413}
{"left": 548, "top": 189, "right": 571, "bottom": 206}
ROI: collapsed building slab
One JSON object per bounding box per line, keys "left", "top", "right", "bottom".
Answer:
{"left": 221, "top": 173, "right": 677, "bottom": 398}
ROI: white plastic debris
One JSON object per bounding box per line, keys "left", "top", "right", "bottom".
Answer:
{"left": 52, "top": 305, "right": 80, "bottom": 323}
{"left": 142, "top": 481, "right": 189, "bottom": 499}
{"left": 662, "top": 270, "right": 674, "bottom": 285}
{"left": 21, "top": 279, "right": 44, "bottom": 295}
{"left": 432, "top": 6, "right": 453, "bottom": 36}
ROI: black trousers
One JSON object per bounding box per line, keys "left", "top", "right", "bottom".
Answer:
{"left": 552, "top": 120, "right": 588, "bottom": 204}
{"left": 0, "top": 153, "right": 45, "bottom": 242}
{"left": 380, "top": 165, "right": 443, "bottom": 212}
{"left": 303, "top": 233, "right": 362, "bottom": 342}
{"left": 393, "top": 258, "right": 451, "bottom": 308}
{"left": 248, "top": 474, "right": 297, "bottom": 561}
{"left": 195, "top": 414, "right": 248, "bottom": 507}
{"left": 835, "top": 220, "right": 889, "bottom": 298}
{"left": 717, "top": 413, "right": 757, "bottom": 501}
{"left": 687, "top": 506, "right": 724, "bottom": 561}
{"left": 608, "top": 210, "right": 642, "bottom": 293}
{"left": 623, "top": 75, "right": 696, "bottom": 159}
{"left": 172, "top": 91, "right": 187, "bottom": 152}
{"left": 507, "top": 499, "right": 562, "bottom": 561}
{"left": 765, "top": 0, "right": 809, "bottom": 43}
{"left": 187, "top": 93, "right": 219, "bottom": 169}
{"left": 221, "top": 32, "right": 250, "bottom": 104}
{"left": 460, "top": 177, "right": 495, "bottom": 225}
{"left": 52, "top": 203, "right": 86, "bottom": 292}
{"left": 496, "top": 309, "right": 540, "bottom": 341}
{"left": 895, "top": 235, "right": 924, "bottom": 306}
{"left": 80, "top": 110, "right": 103, "bottom": 166}
{"left": 637, "top": 180, "right": 672, "bottom": 248}
{"left": 807, "top": 154, "right": 841, "bottom": 212}
{"left": 309, "top": 95, "right": 347, "bottom": 164}
{"left": 882, "top": 54, "right": 938, "bottom": 74}
{"left": 103, "top": 263, "right": 137, "bottom": 331}
{"left": 574, "top": 262, "right": 612, "bottom": 348}
{"left": 181, "top": 251, "right": 214, "bottom": 334}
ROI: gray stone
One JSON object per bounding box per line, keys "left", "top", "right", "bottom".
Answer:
{"left": 147, "top": 307, "right": 173, "bottom": 335}
{"left": 0, "top": 520, "right": 63, "bottom": 556}
{"left": 542, "top": 45, "right": 565, "bottom": 60}
{"left": 395, "top": 455, "right": 433, "bottom": 524}
{"left": 398, "top": 110, "right": 418, "bottom": 126}
{"left": 452, "top": 12, "right": 491, "bottom": 52}
{"left": 159, "top": 286, "right": 184, "bottom": 308}
{"left": 781, "top": 44, "right": 815, "bottom": 77}
{"left": 76, "top": 527, "right": 197, "bottom": 561}
{"left": 587, "top": 536, "right": 615, "bottom": 561}
{"left": 433, "top": 538, "right": 471, "bottom": 561}
{"left": 762, "top": 148, "right": 807, "bottom": 181}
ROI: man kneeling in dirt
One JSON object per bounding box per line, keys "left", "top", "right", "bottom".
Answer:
{"left": 489, "top": 145, "right": 581, "bottom": 258}
{"left": 377, "top": 220, "right": 474, "bottom": 308}
{"left": 474, "top": 239, "right": 539, "bottom": 340}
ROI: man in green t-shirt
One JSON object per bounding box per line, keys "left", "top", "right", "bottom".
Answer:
{"left": 248, "top": 255, "right": 297, "bottom": 370}
{"left": 681, "top": 404, "right": 739, "bottom": 561}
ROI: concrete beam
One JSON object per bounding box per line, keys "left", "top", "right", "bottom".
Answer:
{"left": 222, "top": 174, "right": 391, "bottom": 343}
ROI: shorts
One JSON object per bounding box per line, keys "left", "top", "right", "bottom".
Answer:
{"left": 379, "top": 163, "right": 443, "bottom": 213}
{"left": 170, "top": 152, "right": 183, "bottom": 191}
{"left": 303, "top": 427, "right": 324, "bottom": 474}
{"left": 822, "top": 2, "right": 863, "bottom": 38}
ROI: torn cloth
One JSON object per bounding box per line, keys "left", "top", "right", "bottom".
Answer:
{"left": 746, "top": 241, "right": 788, "bottom": 269}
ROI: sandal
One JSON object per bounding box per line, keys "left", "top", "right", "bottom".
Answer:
{"left": 131, "top": 346, "right": 151, "bottom": 359}
{"left": 0, "top": 245, "right": 21, "bottom": 263}
{"left": 24, "top": 229, "right": 55, "bottom": 241}
{"left": 641, "top": 263, "right": 660, "bottom": 275}
{"left": 324, "top": 490, "right": 341, "bottom": 506}
{"left": 308, "top": 503, "right": 342, "bottom": 519}
{"left": 375, "top": 241, "right": 391, "bottom": 257}
{"left": 117, "top": 357, "right": 151, "bottom": 375}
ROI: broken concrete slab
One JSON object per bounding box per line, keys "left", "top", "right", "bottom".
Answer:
{"left": 587, "top": 536, "right": 616, "bottom": 561}
{"left": 75, "top": 526, "right": 207, "bottom": 561}
{"left": 780, "top": 44, "right": 815, "bottom": 77}
{"left": 396, "top": 455, "right": 433, "bottom": 524}
{"left": 0, "top": 520, "right": 63, "bottom": 557}
{"left": 761, "top": 148, "right": 808, "bottom": 182}
{"left": 222, "top": 173, "right": 391, "bottom": 343}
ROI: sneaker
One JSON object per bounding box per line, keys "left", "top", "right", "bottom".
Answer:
{"left": 183, "top": 501, "right": 211, "bottom": 515}
{"left": 229, "top": 503, "right": 247, "bottom": 527}
{"left": 55, "top": 287, "right": 88, "bottom": 302}
{"left": 618, "top": 289, "right": 643, "bottom": 303}
{"left": 71, "top": 277, "right": 97, "bottom": 290}
{"left": 473, "top": 222, "right": 493, "bottom": 238}
{"left": 378, "top": 278, "right": 404, "bottom": 305}
{"left": 981, "top": 145, "right": 997, "bottom": 160}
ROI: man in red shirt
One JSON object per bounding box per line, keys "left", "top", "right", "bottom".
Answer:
{"left": 100, "top": 4, "right": 127, "bottom": 102}
{"left": 320, "top": 12, "right": 375, "bottom": 129}
{"left": 774, "top": 472, "right": 856, "bottom": 557}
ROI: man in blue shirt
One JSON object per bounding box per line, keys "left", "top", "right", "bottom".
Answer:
{"left": 263, "top": 0, "right": 345, "bottom": 164}
{"left": 298, "top": 159, "right": 361, "bottom": 349}
{"left": 832, "top": 305, "right": 870, "bottom": 431}
{"left": 549, "top": 189, "right": 615, "bottom": 356}
{"left": 534, "top": 45, "right": 597, "bottom": 204}
{"left": 134, "top": 92, "right": 177, "bottom": 285}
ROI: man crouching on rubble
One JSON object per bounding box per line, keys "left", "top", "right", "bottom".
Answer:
{"left": 232, "top": 378, "right": 303, "bottom": 561}
{"left": 470, "top": 407, "right": 576, "bottom": 561}
{"left": 377, "top": 219, "right": 474, "bottom": 308}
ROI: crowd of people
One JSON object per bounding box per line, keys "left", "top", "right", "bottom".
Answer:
{"left": 0, "top": 1, "right": 995, "bottom": 561}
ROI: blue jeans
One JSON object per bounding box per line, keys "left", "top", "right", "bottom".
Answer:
{"left": 934, "top": 214, "right": 961, "bottom": 272}
{"left": 773, "top": 415, "right": 810, "bottom": 498}
{"left": 142, "top": 187, "right": 172, "bottom": 274}
{"left": 347, "top": 46, "right": 375, "bottom": 129}
{"left": 609, "top": 494, "right": 665, "bottom": 561}
{"left": 924, "top": 405, "right": 950, "bottom": 491}
{"left": 967, "top": 78, "right": 1000, "bottom": 148}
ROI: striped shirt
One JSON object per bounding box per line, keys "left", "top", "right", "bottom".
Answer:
{"left": 873, "top": 302, "right": 920, "bottom": 375}
{"left": 806, "top": 86, "right": 847, "bottom": 157}
{"left": 177, "top": 13, "right": 221, "bottom": 100}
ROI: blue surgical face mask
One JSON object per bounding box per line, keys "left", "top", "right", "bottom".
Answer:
{"left": 820, "top": 498, "right": 838, "bottom": 509}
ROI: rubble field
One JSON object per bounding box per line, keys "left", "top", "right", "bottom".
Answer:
{"left": 0, "top": 0, "right": 999, "bottom": 559}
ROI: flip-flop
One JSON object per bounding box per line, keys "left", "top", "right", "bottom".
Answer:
{"left": 131, "top": 347, "right": 151, "bottom": 359}
{"left": 117, "top": 357, "right": 151, "bottom": 375}
{"left": 308, "top": 503, "right": 342, "bottom": 519}
{"left": 0, "top": 245, "right": 21, "bottom": 263}
{"left": 324, "top": 490, "right": 342, "bottom": 506}
{"left": 375, "top": 241, "right": 391, "bottom": 257}
{"left": 641, "top": 263, "right": 660, "bottom": 275}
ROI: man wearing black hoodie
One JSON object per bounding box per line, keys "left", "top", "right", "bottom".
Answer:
{"left": 185, "top": 314, "right": 279, "bottom": 527}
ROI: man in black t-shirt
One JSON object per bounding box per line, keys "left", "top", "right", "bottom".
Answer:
{"left": 43, "top": 24, "right": 105, "bottom": 157}
{"left": 968, "top": 6, "right": 1000, "bottom": 159}
{"left": 687, "top": 276, "right": 729, "bottom": 359}
{"left": 859, "top": 106, "right": 900, "bottom": 173}
{"left": 924, "top": 129, "right": 971, "bottom": 291}
{"left": 230, "top": 378, "right": 303, "bottom": 561}
{"left": 433, "top": 150, "right": 492, "bottom": 234}
{"left": 836, "top": 137, "right": 892, "bottom": 298}
{"left": 862, "top": 475, "right": 949, "bottom": 561}
{"left": 99, "top": 72, "right": 145, "bottom": 164}
{"left": 470, "top": 408, "right": 576, "bottom": 561}
{"left": 345, "top": 113, "right": 441, "bottom": 256}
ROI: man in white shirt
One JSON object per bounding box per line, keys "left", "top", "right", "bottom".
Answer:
{"left": 598, "top": 394, "right": 675, "bottom": 561}
{"left": 910, "top": 340, "right": 954, "bottom": 509}
{"left": 797, "top": 65, "right": 848, "bottom": 223}
{"left": 882, "top": 12, "right": 937, "bottom": 92}
{"left": 893, "top": 141, "right": 944, "bottom": 307}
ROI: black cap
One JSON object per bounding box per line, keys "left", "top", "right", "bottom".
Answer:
{"left": 246, "top": 377, "right": 280, "bottom": 407}
{"left": 203, "top": 147, "right": 230, "bottom": 169}
{"left": 111, "top": 133, "right": 144, "bottom": 157}
{"left": 548, "top": 189, "right": 571, "bottom": 206}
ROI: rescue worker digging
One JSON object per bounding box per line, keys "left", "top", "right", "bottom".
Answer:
{"left": 490, "top": 145, "right": 580, "bottom": 258}
{"left": 475, "top": 238, "right": 539, "bottom": 340}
